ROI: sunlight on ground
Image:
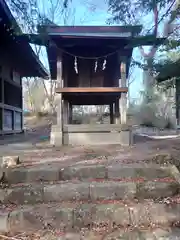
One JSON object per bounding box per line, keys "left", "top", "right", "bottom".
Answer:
{"left": 138, "top": 133, "right": 180, "bottom": 139}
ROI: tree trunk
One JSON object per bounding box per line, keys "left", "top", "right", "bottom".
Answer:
{"left": 41, "top": 79, "right": 56, "bottom": 114}
{"left": 140, "top": 0, "right": 179, "bottom": 102}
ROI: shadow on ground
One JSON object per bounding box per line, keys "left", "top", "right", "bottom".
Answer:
{"left": 0, "top": 125, "right": 51, "bottom": 146}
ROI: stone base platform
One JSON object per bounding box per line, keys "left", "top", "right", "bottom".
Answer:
{"left": 50, "top": 124, "right": 133, "bottom": 146}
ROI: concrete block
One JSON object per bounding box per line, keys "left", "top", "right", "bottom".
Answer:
{"left": 48, "top": 228, "right": 180, "bottom": 240}
{"left": 127, "top": 203, "right": 153, "bottom": 226}
{"left": 6, "top": 166, "right": 61, "bottom": 184}
{"left": 136, "top": 181, "right": 180, "bottom": 199}
{"left": 65, "top": 124, "right": 129, "bottom": 132}
{"left": 26, "top": 166, "right": 61, "bottom": 182}
{"left": 50, "top": 125, "right": 63, "bottom": 146}
{"left": 90, "top": 182, "right": 136, "bottom": 201}
{"left": 143, "top": 228, "right": 180, "bottom": 239}
{"left": 2, "top": 185, "right": 44, "bottom": 204}
{"left": 150, "top": 204, "right": 180, "bottom": 225}
{"left": 134, "top": 166, "right": 173, "bottom": 180}
{"left": 107, "top": 164, "right": 173, "bottom": 180}
{"left": 67, "top": 130, "right": 133, "bottom": 146}
{"left": 57, "top": 233, "right": 82, "bottom": 240}
{"left": 91, "top": 204, "right": 130, "bottom": 227}
{"left": 63, "top": 132, "right": 69, "bottom": 145}
{"left": 31, "top": 204, "right": 75, "bottom": 231}
{"left": 5, "top": 168, "right": 27, "bottom": 184}
{"left": 104, "top": 229, "right": 140, "bottom": 239}
{"left": 0, "top": 169, "right": 4, "bottom": 183}
{"left": 68, "top": 132, "right": 122, "bottom": 145}
{"left": 44, "top": 182, "right": 90, "bottom": 202}
{"left": 0, "top": 189, "right": 8, "bottom": 203}
{"left": 107, "top": 165, "right": 136, "bottom": 180}
{"left": 9, "top": 204, "right": 75, "bottom": 232}
{"left": 6, "top": 203, "right": 180, "bottom": 233}
{"left": 103, "top": 228, "right": 180, "bottom": 239}
{"left": 119, "top": 130, "right": 133, "bottom": 146}
{"left": 128, "top": 203, "right": 180, "bottom": 226}
{"left": 51, "top": 124, "right": 133, "bottom": 146}
{"left": 0, "top": 212, "right": 9, "bottom": 232}
{"left": 61, "top": 165, "right": 107, "bottom": 180}
{"left": 22, "top": 207, "right": 45, "bottom": 230}
{"left": 56, "top": 231, "right": 101, "bottom": 240}
{"left": 52, "top": 206, "right": 74, "bottom": 230}
{"left": 73, "top": 204, "right": 93, "bottom": 229}
{"left": 169, "top": 165, "right": 180, "bottom": 184}
{"left": 2, "top": 182, "right": 90, "bottom": 204}
{"left": 9, "top": 209, "right": 25, "bottom": 232}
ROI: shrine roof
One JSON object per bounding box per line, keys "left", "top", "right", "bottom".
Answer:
{"left": 0, "top": 0, "right": 48, "bottom": 78}
{"left": 37, "top": 25, "right": 143, "bottom": 39}
{"left": 17, "top": 24, "right": 166, "bottom": 79}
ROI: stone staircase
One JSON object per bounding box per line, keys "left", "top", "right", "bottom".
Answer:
{"left": 1, "top": 162, "right": 180, "bottom": 239}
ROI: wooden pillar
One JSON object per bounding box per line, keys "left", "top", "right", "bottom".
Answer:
{"left": 63, "top": 100, "right": 69, "bottom": 124}
{"left": 1, "top": 79, "right": 4, "bottom": 130}
{"left": 57, "top": 51, "right": 63, "bottom": 127}
{"left": 1, "top": 78, "right": 4, "bottom": 104}
{"left": 69, "top": 103, "right": 73, "bottom": 124}
{"left": 20, "top": 89, "right": 23, "bottom": 132}
{"left": 12, "top": 110, "right": 15, "bottom": 130}
{"left": 110, "top": 103, "right": 114, "bottom": 124}
{"left": 21, "top": 112, "right": 23, "bottom": 132}
{"left": 114, "top": 98, "right": 120, "bottom": 124}
{"left": 176, "top": 79, "right": 180, "bottom": 126}
{"left": 119, "top": 58, "right": 127, "bottom": 124}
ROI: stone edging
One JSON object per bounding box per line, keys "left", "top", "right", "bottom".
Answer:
{"left": 169, "top": 165, "right": 180, "bottom": 184}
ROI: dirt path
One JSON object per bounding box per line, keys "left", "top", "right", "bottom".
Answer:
{"left": 1, "top": 114, "right": 180, "bottom": 168}
{"left": 0, "top": 134, "right": 180, "bottom": 169}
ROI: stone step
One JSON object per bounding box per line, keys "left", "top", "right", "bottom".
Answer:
{"left": 1, "top": 202, "right": 180, "bottom": 233}
{"left": 42, "top": 228, "right": 180, "bottom": 240}
{"left": 0, "top": 180, "right": 179, "bottom": 204}
{"left": 5, "top": 227, "right": 180, "bottom": 239}
{"left": 98, "top": 228, "right": 180, "bottom": 240}
{"left": 4, "top": 164, "right": 176, "bottom": 184}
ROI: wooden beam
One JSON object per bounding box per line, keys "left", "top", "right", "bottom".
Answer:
{"left": 114, "top": 98, "right": 120, "bottom": 124}
{"left": 110, "top": 103, "right": 114, "bottom": 124}
{"left": 119, "top": 57, "right": 127, "bottom": 124}
{"left": 0, "top": 103, "right": 22, "bottom": 112}
{"left": 57, "top": 51, "right": 63, "bottom": 87}
{"left": 120, "top": 60, "right": 126, "bottom": 87}
{"left": 62, "top": 95, "right": 121, "bottom": 105}
{"left": 56, "top": 87, "right": 128, "bottom": 93}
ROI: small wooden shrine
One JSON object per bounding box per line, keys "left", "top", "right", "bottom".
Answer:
{"left": 20, "top": 25, "right": 164, "bottom": 145}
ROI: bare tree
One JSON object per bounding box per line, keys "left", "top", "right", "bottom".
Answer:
{"left": 83, "top": 0, "right": 179, "bottom": 100}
